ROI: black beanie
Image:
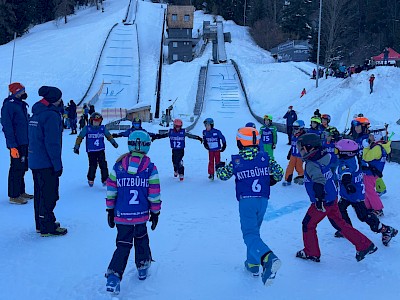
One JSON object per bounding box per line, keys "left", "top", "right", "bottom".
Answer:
{"left": 38, "top": 86, "right": 62, "bottom": 103}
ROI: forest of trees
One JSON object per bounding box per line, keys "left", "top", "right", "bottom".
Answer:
{"left": 0, "top": 0, "right": 104, "bottom": 46}
{"left": 176, "top": 0, "right": 400, "bottom": 65}
{"left": 2, "top": 0, "right": 400, "bottom": 65}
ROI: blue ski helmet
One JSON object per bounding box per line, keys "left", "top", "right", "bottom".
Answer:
{"left": 203, "top": 118, "right": 214, "bottom": 126}
{"left": 292, "top": 120, "right": 305, "bottom": 129}
{"left": 245, "top": 122, "right": 256, "bottom": 128}
{"left": 128, "top": 130, "right": 151, "bottom": 154}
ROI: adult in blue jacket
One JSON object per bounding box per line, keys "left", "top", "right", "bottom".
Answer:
{"left": 283, "top": 105, "right": 297, "bottom": 144}
{"left": 1, "top": 82, "right": 33, "bottom": 205}
{"left": 67, "top": 99, "right": 77, "bottom": 135}
{"left": 28, "top": 86, "right": 67, "bottom": 237}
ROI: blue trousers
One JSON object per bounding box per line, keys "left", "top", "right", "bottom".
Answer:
{"left": 239, "top": 197, "right": 270, "bottom": 265}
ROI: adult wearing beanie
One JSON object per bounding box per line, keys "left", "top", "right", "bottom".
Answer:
{"left": 28, "top": 86, "right": 67, "bottom": 236}
{"left": 1, "top": 82, "right": 33, "bottom": 204}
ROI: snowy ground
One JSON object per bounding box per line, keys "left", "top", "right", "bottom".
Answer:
{"left": 0, "top": 1, "right": 400, "bottom": 299}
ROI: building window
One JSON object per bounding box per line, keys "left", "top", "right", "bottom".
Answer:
{"left": 173, "top": 42, "right": 178, "bottom": 48}
{"left": 173, "top": 54, "right": 178, "bottom": 61}
{"left": 183, "top": 42, "right": 190, "bottom": 46}
{"left": 172, "top": 14, "right": 177, "bottom": 21}
{"left": 184, "top": 15, "right": 190, "bottom": 22}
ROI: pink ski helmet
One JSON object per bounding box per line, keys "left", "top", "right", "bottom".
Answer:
{"left": 335, "top": 139, "right": 358, "bottom": 158}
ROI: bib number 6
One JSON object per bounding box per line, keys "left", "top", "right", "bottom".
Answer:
{"left": 252, "top": 179, "right": 261, "bottom": 193}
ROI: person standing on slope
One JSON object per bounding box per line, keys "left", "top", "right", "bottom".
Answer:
{"left": 105, "top": 130, "right": 161, "bottom": 295}
{"left": 283, "top": 105, "right": 297, "bottom": 144}
{"left": 216, "top": 127, "right": 284, "bottom": 286}
{"left": 202, "top": 118, "right": 226, "bottom": 180}
{"left": 259, "top": 115, "right": 277, "bottom": 159}
{"left": 151, "top": 118, "right": 202, "bottom": 181}
{"left": 1, "top": 82, "right": 33, "bottom": 205}
{"left": 73, "top": 112, "right": 118, "bottom": 187}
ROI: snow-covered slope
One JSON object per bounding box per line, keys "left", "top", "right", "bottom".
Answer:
{"left": 0, "top": 2, "right": 400, "bottom": 299}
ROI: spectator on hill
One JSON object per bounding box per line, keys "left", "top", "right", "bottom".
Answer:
{"left": 283, "top": 106, "right": 298, "bottom": 145}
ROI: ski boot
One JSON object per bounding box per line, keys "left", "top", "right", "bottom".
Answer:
{"left": 261, "top": 252, "right": 281, "bottom": 286}
{"left": 106, "top": 273, "right": 120, "bottom": 295}
{"left": 244, "top": 260, "right": 260, "bottom": 277}
{"left": 179, "top": 174, "right": 184, "bottom": 181}
{"left": 208, "top": 174, "right": 214, "bottom": 181}
{"left": 138, "top": 261, "right": 151, "bottom": 280}
{"left": 378, "top": 190, "right": 387, "bottom": 197}
{"left": 88, "top": 180, "right": 94, "bottom": 187}
{"left": 174, "top": 171, "right": 178, "bottom": 178}
{"left": 296, "top": 250, "right": 320, "bottom": 262}
{"left": 102, "top": 181, "right": 106, "bottom": 187}
{"left": 293, "top": 176, "right": 304, "bottom": 185}
{"left": 356, "top": 243, "right": 378, "bottom": 262}
{"left": 381, "top": 225, "right": 398, "bottom": 246}
{"left": 40, "top": 227, "right": 68, "bottom": 237}
{"left": 282, "top": 181, "right": 291, "bottom": 186}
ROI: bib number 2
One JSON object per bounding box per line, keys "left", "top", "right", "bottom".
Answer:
{"left": 129, "top": 190, "right": 139, "bottom": 204}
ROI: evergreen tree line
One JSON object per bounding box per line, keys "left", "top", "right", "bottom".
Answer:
{"left": 0, "top": 0, "right": 104, "bottom": 46}
{"left": 177, "top": 0, "right": 400, "bottom": 65}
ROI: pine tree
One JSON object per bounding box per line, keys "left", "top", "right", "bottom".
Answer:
{"left": 280, "top": 0, "right": 313, "bottom": 40}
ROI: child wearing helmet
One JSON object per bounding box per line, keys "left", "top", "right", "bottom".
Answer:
{"left": 73, "top": 112, "right": 119, "bottom": 187}
{"left": 295, "top": 133, "right": 377, "bottom": 263}
{"left": 151, "top": 118, "right": 202, "bottom": 181}
{"left": 259, "top": 115, "right": 277, "bottom": 159}
{"left": 105, "top": 130, "right": 161, "bottom": 295}
{"left": 308, "top": 116, "right": 323, "bottom": 136}
{"left": 202, "top": 118, "right": 227, "bottom": 180}
{"left": 361, "top": 125, "right": 391, "bottom": 217}
{"left": 216, "top": 127, "right": 284, "bottom": 286}
{"left": 282, "top": 120, "right": 306, "bottom": 186}
{"left": 111, "top": 117, "right": 156, "bottom": 140}
{"left": 334, "top": 139, "right": 397, "bottom": 245}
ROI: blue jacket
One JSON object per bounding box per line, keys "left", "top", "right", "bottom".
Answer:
{"left": 283, "top": 110, "right": 297, "bottom": 127}
{"left": 28, "top": 100, "right": 63, "bottom": 172}
{"left": 1, "top": 95, "right": 29, "bottom": 148}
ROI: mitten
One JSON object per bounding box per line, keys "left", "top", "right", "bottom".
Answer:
{"left": 345, "top": 184, "right": 356, "bottom": 194}
{"left": 107, "top": 209, "right": 115, "bottom": 228}
{"left": 53, "top": 168, "right": 63, "bottom": 177}
{"left": 10, "top": 148, "right": 19, "bottom": 158}
{"left": 73, "top": 146, "right": 79, "bottom": 154}
{"left": 149, "top": 211, "right": 159, "bottom": 230}
{"left": 221, "top": 143, "right": 226, "bottom": 152}
{"left": 315, "top": 198, "right": 326, "bottom": 212}
{"left": 112, "top": 133, "right": 120, "bottom": 138}
{"left": 272, "top": 144, "right": 276, "bottom": 149}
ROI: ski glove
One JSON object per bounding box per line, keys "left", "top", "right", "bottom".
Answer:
{"left": 10, "top": 148, "right": 19, "bottom": 158}
{"left": 112, "top": 133, "right": 121, "bottom": 138}
{"left": 151, "top": 134, "right": 159, "bottom": 142}
{"left": 272, "top": 144, "right": 276, "bottom": 149}
{"left": 196, "top": 136, "right": 203, "bottom": 144}
{"left": 73, "top": 146, "right": 79, "bottom": 155}
{"left": 315, "top": 198, "right": 326, "bottom": 212}
{"left": 111, "top": 140, "right": 118, "bottom": 148}
{"left": 286, "top": 152, "right": 291, "bottom": 160}
{"left": 53, "top": 168, "right": 63, "bottom": 177}
{"left": 345, "top": 184, "right": 357, "bottom": 194}
{"left": 204, "top": 142, "right": 209, "bottom": 150}
{"left": 107, "top": 209, "right": 115, "bottom": 228}
{"left": 221, "top": 143, "right": 226, "bottom": 152}
{"left": 149, "top": 211, "right": 160, "bottom": 230}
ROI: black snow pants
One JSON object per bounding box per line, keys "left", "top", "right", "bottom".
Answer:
{"left": 107, "top": 223, "right": 152, "bottom": 279}
{"left": 87, "top": 150, "right": 109, "bottom": 183}
{"left": 172, "top": 149, "right": 184, "bottom": 175}
{"left": 8, "top": 144, "right": 28, "bottom": 198}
